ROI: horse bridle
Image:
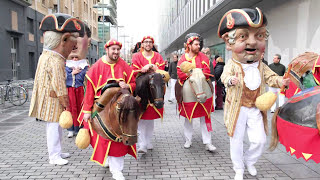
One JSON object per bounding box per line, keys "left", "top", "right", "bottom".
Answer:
{"left": 115, "top": 94, "right": 138, "bottom": 139}
{"left": 148, "top": 73, "right": 164, "bottom": 103}
{"left": 188, "top": 73, "right": 206, "bottom": 98}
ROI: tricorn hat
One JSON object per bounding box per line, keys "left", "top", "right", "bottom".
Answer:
{"left": 39, "top": 13, "right": 85, "bottom": 37}
{"left": 218, "top": 7, "right": 267, "bottom": 37}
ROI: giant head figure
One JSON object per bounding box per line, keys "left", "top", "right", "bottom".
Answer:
{"left": 40, "top": 13, "right": 85, "bottom": 58}
{"left": 218, "top": 8, "right": 268, "bottom": 64}
{"left": 68, "top": 24, "right": 92, "bottom": 60}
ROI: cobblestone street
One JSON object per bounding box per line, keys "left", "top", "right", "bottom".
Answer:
{"left": 0, "top": 84, "right": 319, "bottom": 180}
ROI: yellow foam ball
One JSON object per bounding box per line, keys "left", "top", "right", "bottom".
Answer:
{"left": 59, "top": 110, "right": 73, "bottom": 129}
{"left": 180, "top": 61, "right": 195, "bottom": 73}
{"left": 255, "top": 91, "right": 277, "bottom": 111}
{"left": 156, "top": 69, "right": 170, "bottom": 82}
{"left": 75, "top": 129, "right": 90, "bottom": 149}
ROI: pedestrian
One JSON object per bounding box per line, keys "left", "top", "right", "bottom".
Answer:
{"left": 65, "top": 23, "right": 91, "bottom": 138}
{"left": 131, "top": 36, "right": 165, "bottom": 154}
{"left": 268, "top": 54, "right": 286, "bottom": 113}
{"left": 219, "top": 8, "right": 290, "bottom": 180}
{"left": 168, "top": 54, "right": 178, "bottom": 103}
{"left": 80, "top": 39, "right": 136, "bottom": 180}
{"left": 29, "top": 13, "right": 84, "bottom": 165}
{"left": 214, "top": 56, "right": 225, "bottom": 110}
{"left": 177, "top": 33, "right": 216, "bottom": 152}
{"left": 202, "top": 47, "right": 216, "bottom": 107}
{"left": 164, "top": 60, "right": 169, "bottom": 71}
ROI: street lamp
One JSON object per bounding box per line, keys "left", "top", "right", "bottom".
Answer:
{"left": 120, "top": 35, "right": 129, "bottom": 60}
{"left": 111, "top": 25, "right": 124, "bottom": 40}
{"left": 93, "top": 4, "right": 114, "bottom": 46}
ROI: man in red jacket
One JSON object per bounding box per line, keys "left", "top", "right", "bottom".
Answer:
{"left": 80, "top": 39, "right": 136, "bottom": 180}
{"left": 177, "top": 34, "right": 216, "bottom": 152}
{"left": 131, "top": 36, "right": 165, "bottom": 154}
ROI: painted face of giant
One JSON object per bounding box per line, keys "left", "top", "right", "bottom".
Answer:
{"left": 68, "top": 34, "right": 90, "bottom": 60}
{"left": 226, "top": 26, "right": 267, "bottom": 64}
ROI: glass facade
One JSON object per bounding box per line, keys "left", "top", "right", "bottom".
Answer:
{"left": 98, "top": 22, "right": 111, "bottom": 57}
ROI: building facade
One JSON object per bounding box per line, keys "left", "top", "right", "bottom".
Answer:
{"left": 0, "top": 0, "right": 101, "bottom": 82}
{"left": 95, "top": 0, "right": 117, "bottom": 58}
{"left": 159, "top": 0, "right": 320, "bottom": 66}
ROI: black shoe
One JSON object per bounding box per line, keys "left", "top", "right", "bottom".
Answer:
{"left": 215, "top": 107, "right": 223, "bottom": 110}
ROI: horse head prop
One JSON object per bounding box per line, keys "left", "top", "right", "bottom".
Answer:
{"left": 91, "top": 86, "right": 141, "bottom": 146}
{"left": 269, "top": 52, "right": 320, "bottom": 163}
{"left": 287, "top": 52, "right": 319, "bottom": 90}
{"left": 135, "top": 70, "right": 166, "bottom": 111}
{"left": 179, "top": 62, "right": 213, "bottom": 103}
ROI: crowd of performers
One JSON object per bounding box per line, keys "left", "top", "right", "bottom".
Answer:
{"left": 29, "top": 7, "right": 318, "bottom": 180}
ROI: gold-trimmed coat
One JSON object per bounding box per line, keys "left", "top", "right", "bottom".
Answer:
{"left": 29, "top": 50, "right": 69, "bottom": 122}
{"left": 221, "top": 59, "right": 283, "bottom": 137}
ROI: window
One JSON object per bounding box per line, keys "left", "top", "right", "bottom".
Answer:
{"left": 27, "top": 18, "right": 34, "bottom": 34}
{"left": 53, "top": 5, "right": 58, "bottom": 13}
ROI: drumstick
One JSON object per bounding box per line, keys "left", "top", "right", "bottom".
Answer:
{"left": 280, "top": 64, "right": 292, "bottom": 93}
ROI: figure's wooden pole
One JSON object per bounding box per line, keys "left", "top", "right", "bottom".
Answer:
{"left": 280, "top": 64, "right": 292, "bottom": 93}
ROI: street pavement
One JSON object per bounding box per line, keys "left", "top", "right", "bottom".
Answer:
{"left": 0, "top": 83, "right": 320, "bottom": 180}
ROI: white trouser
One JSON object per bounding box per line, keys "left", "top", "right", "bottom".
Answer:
{"left": 169, "top": 79, "right": 177, "bottom": 101}
{"left": 230, "top": 107, "right": 266, "bottom": 171}
{"left": 138, "top": 119, "right": 155, "bottom": 149}
{"left": 212, "top": 81, "right": 216, "bottom": 108}
{"left": 46, "top": 122, "right": 63, "bottom": 161}
{"left": 184, "top": 117, "right": 212, "bottom": 144}
{"left": 108, "top": 156, "right": 124, "bottom": 173}
{"left": 269, "top": 87, "right": 285, "bottom": 111}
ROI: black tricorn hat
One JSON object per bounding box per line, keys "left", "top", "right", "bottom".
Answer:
{"left": 39, "top": 13, "right": 85, "bottom": 37}
{"left": 185, "top": 33, "right": 204, "bottom": 50}
{"left": 218, "top": 7, "right": 267, "bottom": 38}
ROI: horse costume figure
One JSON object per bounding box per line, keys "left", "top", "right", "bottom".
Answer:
{"left": 270, "top": 52, "right": 320, "bottom": 163}
{"left": 90, "top": 86, "right": 141, "bottom": 145}
{"left": 88, "top": 85, "right": 141, "bottom": 146}
{"left": 76, "top": 85, "right": 141, "bottom": 148}
{"left": 176, "top": 61, "right": 214, "bottom": 131}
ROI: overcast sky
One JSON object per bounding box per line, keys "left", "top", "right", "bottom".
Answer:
{"left": 115, "top": 0, "right": 162, "bottom": 48}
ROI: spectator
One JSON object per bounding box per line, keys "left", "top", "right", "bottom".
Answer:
{"left": 202, "top": 48, "right": 216, "bottom": 108}
{"left": 268, "top": 54, "right": 286, "bottom": 113}
{"left": 168, "top": 54, "right": 178, "bottom": 103}
{"left": 214, "top": 56, "right": 225, "bottom": 110}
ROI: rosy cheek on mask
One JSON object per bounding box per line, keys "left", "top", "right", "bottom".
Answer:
{"left": 233, "top": 43, "right": 246, "bottom": 54}
{"left": 81, "top": 39, "right": 88, "bottom": 50}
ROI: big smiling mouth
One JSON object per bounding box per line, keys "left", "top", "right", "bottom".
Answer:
{"left": 245, "top": 48, "right": 256, "bottom": 54}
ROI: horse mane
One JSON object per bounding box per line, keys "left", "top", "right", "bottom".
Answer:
{"left": 109, "top": 89, "right": 140, "bottom": 123}
{"left": 135, "top": 73, "right": 152, "bottom": 110}
{"left": 269, "top": 107, "right": 281, "bottom": 151}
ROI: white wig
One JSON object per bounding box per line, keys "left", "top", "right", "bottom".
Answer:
{"left": 43, "top": 31, "right": 63, "bottom": 50}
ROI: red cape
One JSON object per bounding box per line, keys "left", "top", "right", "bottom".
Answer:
{"left": 178, "top": 96, "right": 214, "bottom": 132}
{"left": 177, "top": 52, "right": 210, "bottom": 85}
{"left": 277, "top": 116, "right": 320, "bottom": 163}
{"left": 83, "top": 121, "right": 136, "bottom": 166}
{"left": 131, "top": 51, "right": 165, "bottom": 120}
{"left": 77, "top": 56, "right": 137, "bottom": 166}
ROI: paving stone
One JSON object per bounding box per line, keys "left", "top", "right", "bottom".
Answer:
{"left": 0, "top": 94, "right": 319, "bottom": 179}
